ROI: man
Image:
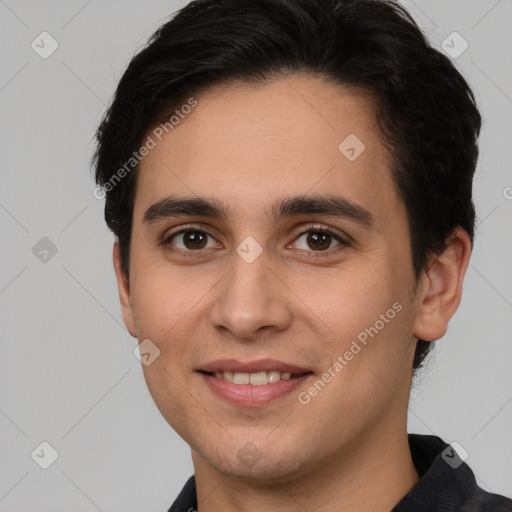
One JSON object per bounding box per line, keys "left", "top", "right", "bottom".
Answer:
{"left": 92, "top": 0, "right": 512, "bottom": 510}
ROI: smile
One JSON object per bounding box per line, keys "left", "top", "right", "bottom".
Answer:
{"left": 206, "top": 370, "right": 299, "bottom": 385}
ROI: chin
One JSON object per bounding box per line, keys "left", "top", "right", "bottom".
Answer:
{"left": 197, "top": 436, "right": 315, "bottom": 484}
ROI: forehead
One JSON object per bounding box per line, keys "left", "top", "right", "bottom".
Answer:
{"left": 133, "top": 75, "right": 400, "bottom": 226}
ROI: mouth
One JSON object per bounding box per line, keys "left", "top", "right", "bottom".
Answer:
{"left": 197, "top": 359, "right": 314, "bottom": 406}
{"left": 199, "top": 370, "right": 310, "bottom": 385}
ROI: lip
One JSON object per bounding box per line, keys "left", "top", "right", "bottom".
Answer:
{"left": 200, "top": 372, "right": 312, "bottom": 407}
{"left": 198, "top": 358, "right": 311, "bottom": 374}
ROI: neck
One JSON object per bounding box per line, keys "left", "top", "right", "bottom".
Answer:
{"left": 192, "top": 424, "right": 419, "bottom": 512}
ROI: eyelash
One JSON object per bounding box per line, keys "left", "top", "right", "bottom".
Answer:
{"left": 160, "top": 223, "right": 350, "bottom": 258}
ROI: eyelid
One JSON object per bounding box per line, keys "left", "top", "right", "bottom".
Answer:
{"left": 291, "top": 223, "right": 350, "bottom": 245}
{"left": 161, "top": 223, "right": 221, "bottom": 252}
{"left": 163, "top": 223, "right": 219, "bottom": 240}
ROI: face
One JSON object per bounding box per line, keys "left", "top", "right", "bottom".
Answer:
{"left": 115, "top": 75, "right": 425, "bottom": 481}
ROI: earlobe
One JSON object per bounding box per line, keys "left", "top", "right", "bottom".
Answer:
{"left": 112, "top": 242, "right": 137, "bottom": 338}
{"left": 413, "top": 227, "right": 472, "bottom": 342}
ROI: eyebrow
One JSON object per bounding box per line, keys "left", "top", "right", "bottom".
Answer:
{"left": 143, "top": 194, "right": 375, "bottom": 228}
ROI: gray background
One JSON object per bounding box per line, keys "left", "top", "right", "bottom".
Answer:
{"left": 1, "top": 0, "right": 511, "bottom": 510}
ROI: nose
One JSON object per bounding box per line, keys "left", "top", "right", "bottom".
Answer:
{"left": 208, "top": 247, "right": 293, "bottom": 340}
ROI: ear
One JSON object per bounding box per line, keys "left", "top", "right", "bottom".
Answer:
{"left": 413, "top": 226, "right": 472, "bottom": 342}
{"left": 113, "top": 242, "right": 137, "bottom": 338}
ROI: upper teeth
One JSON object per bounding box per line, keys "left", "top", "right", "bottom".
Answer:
{"left": 214, "top": 371, "right": 292, "bottom": 385}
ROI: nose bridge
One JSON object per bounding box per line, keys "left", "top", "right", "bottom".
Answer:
{"left": 209, "top": 239, "right": 292, "bottom": 338}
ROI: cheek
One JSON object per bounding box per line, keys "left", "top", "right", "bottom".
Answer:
{"left": 129, "top": 259, "right": 197, "bottom": 339}
{"left": 302, "top": 263, "right": 413, "bottom": 397}
{"left": 298, "top": 263, "right": 398, "bottom": 347}
{"left": 140, "top": 359, "right": 199, "bottom": 447}
{"left": 129, "top": 263, "right": 218, "bottom": 383}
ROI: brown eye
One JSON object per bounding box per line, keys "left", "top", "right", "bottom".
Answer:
{"left": 291, "top": 227, "right": 347, "bottom": 254}
{"left": 162, "top": 224, "right": 348, "bottom": 257}
{"left": 306, "top": 231, "right": 332, "bottom": 251}
{"left": 181, "top": 231, "right": 208, "bottom": 249}
{"left": 165, "top": 230, "right": 217, "bottom": 251}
